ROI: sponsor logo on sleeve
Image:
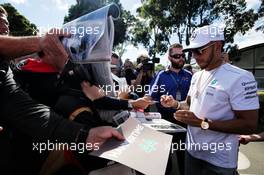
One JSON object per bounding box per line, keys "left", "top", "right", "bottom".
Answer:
{"left": 243, "top": 82, "right": 258, "bottom": 99}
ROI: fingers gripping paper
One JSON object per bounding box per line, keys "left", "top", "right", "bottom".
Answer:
{"left": 90, "top": 117, "right": 173, "bottom": 175}
{"left": 62, "top": 3, "right": 119, "bottom": 63}
{"left": 61, "top": 3, "right": 121, "bottom": 123}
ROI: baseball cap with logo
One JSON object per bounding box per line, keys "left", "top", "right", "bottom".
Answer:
{"left": 183, "top": 25, "right": 225, "bottom": 52}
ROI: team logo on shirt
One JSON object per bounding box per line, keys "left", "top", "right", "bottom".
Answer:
{"left": 210, "top": 79, "right": 217, "bottom": 85}
{"left": 241, "top": 81, "right": 256, "bottom": 86}
{"left": 139, "top": 139, "right": 158, "bottom": 153}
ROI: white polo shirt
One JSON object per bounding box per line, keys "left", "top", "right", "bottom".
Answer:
{"left": 187, "top": 63, "right": 259, "bottom": 168}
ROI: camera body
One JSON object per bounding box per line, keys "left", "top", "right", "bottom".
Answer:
{"left": 137, "top": 57, "right": 160, "bottom": 72}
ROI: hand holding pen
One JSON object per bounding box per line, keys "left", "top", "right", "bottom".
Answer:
{"left": 160, "top": 92, "right": 178, "bottom": 108}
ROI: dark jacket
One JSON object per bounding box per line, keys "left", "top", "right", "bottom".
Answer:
{"left": 0, "top": 61, "right": 88, "bottom": 175}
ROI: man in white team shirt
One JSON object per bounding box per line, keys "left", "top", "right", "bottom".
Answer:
{"left": 160, "top": 25, "right": 259, "bottom": 175}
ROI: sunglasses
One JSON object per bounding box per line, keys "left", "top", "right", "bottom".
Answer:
{"left": 191, "top": 43, "right": 215, "bottom": 55}
{"left": 170, "top": 53, "right": 185, "bottom": 59}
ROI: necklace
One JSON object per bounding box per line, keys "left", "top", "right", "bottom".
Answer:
{"left": 194, "top": 65, "right": 222, "bottom": 99}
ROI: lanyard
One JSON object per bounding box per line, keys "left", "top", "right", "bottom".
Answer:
{"left": 169, "top": 73, "right": 182, "bottom": 100}
{"left": 169, "top": 73, "right": 180, "bottom": 88}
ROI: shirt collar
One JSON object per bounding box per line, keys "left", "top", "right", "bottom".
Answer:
{"left": 165, "top": 66, "right": 184, "bottom": 75}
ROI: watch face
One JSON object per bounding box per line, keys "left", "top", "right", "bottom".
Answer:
{"left": 201, "top": 121, "right": 209, "bottom": 130}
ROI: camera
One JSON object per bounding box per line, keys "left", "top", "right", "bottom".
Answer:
{"left": 137, "top": 57, "right": 160, "bottom": 72}
{"left": 112, "top": 111, "right": 130, "bottom": 126}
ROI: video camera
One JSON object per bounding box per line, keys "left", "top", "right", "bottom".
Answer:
{"left": 137, "top": 57, "right": 160, "bottom": 72}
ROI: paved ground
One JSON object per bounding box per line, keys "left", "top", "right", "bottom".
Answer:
{"left": 238, "top": 142, "right": 264, "bottom": 175}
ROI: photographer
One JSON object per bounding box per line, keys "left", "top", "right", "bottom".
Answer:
{"left": 110, "top": 52, "right": 123, "bottom": 77}
{"left": 122, "top": 59, "right": 137, "bottom": 86}
{"left": 132, "top": 54, "right": 156, "bottom": 97}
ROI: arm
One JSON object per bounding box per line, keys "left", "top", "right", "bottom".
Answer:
{"left": 0, "top": 74, "right": 124, "bottom": 146}
{"left": 0, "top": 36, "right": 41, "bottom": 60}
{"left": 240, "top": 132, "right": 264, "bottom": 144}
{"left": 160, "top": 95, "right": 190, "bottom": 110}
{"left": 206, "top": 73, "right": 259, "bottom": 134}
{"left": 166, "top": 71, "right": 259, "bottom": 134}
{"left": 81, "top": 81, "right": 152, "bottom": 110}
{"left": 161, "top": 95, "right": 258, "bottom": 134}
{"left": 0, "top": 29, "right": 69, "bottom": 71}
{"left": 208, "top": 110, "right": 258, "bottom": 134}
{"left": 174, "top": 109, "right": 258, "bottom": 135}
{"left": 207, "top": 73, "right": 259, "bottom": 134}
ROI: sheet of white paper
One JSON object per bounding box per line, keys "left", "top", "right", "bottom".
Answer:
{"left": 90, "top": 117, "right": 173, "bottom": 175}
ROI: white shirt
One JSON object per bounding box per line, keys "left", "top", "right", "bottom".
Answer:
{"left": 187, "top": 63, "right": 259, "bottom": 168}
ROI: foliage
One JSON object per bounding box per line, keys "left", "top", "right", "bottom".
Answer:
{"left": 132, "top": 0, "right": 259, "bottom": 60}
{"left": 155, "top": 64, "right": 165, "bottom": 72}
{"left": 64, "top": 0, "right": 136, "bottom": 47}
{"left": 1, "top": 3, "right": 38, "bottom": 36}
{"left": 256, "top": 0, "right": 264, "bottom": 32}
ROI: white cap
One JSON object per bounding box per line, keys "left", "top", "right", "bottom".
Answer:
{"left": 183, "top": 25, "right": 225, "bottom": 51}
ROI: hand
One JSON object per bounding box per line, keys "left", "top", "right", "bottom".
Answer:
{"left": 118, "top": 91, "right": 130, "bottom": 99}
{"left": 40, "top": 28, "right": 70, "bottom": 71}
{"left": 86, "top": 126, "right": 125, "bottom": 149}
{"left": 137, "top": 63, "right": 143, "bottom": 70}
{"left": 81, "top": 81, "right": 105, "bottom": 101}
{"left": 130, "top": 97, "right": 153, "bottom": 110}
{"left": 117, "top": 87, "right": 130, "bottom": 99}
{"left": 160, "top": 95, "right": 177, "bottom": 108}
{"left": 239, "top": 135, "right": 252, "bottom": 145}
{"left": 174, "top": 110, "right": 202, "bottom": 127}
{"left": 239, "top": 134, "right": 263, "bottom": 144}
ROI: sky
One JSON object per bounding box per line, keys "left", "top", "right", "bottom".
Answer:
{"left": 0, "top": 0, "right": 264, "bottom": 66}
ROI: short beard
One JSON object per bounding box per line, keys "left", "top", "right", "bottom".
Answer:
{"left": 171, "top": 62, "right": 184, "bottom": 69}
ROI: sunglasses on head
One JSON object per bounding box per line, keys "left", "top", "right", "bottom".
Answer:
{"left": 191, "top": 43, "right": 215, "bottom": 55}
{"left": 170, "top": 53, "right": 185, "bottom": 59}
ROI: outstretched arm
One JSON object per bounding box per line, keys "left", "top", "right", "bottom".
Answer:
{"left": 0, "top": 36, "right": 41, "bottom": 59}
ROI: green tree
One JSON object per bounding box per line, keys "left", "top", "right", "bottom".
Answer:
{"left": 64, "top": 0, "right": 135, "bottom": 47}
{"left": 260, "top": 0, "right": 264, "bottom": 15}
{"left": 132, "top": 0, "right": 259, "bottom": 61}
{"left": 1, "top": 3, "right": 38, "bottom": 36}
{"left": 155, "top": 63, "right": 165, "bottom": 72}
{"left": 113, "top": 10, "right": 137, "bottom": 58}
{"left": 131, "top": 0, "right": 172, "bottom": 57}
{"left": 132, "top": 0, "right": 212, "bottom": 59}
{"left": 256, "top": 0, "right": 264, "bottom": 32}
{"left": 212, "top": 0, "right": 258, "bottom": 43}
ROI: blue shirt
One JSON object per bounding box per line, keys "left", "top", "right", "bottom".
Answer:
{"left": 146, "top": 68, "right": 192, "bottom": 113}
